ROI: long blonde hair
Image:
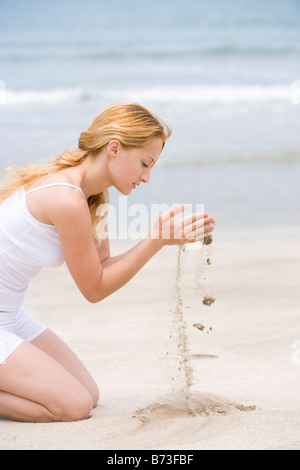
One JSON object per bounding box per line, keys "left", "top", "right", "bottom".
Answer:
{"left": 0, "top": 102, "right": 172, "bottom": 240}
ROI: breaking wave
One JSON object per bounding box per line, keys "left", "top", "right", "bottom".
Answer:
{"left": 1, "top": 83, "right": 299, "bottom": 106}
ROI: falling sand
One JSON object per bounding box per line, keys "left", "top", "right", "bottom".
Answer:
{"left": 203, "top": 296, "right": 216, "bottom": 306}
{"left": 163, "top": 239, "right": 215, "bottom": 409}
{"left": 204, "top": 233, "right": 213, "bottom": 245}
{"left": 166, "top": 239, "right": 217, "bottom": 410}
{"left": 168, "top": 245, "right": 194, "bottom": 408}
{"left": 160, "top": 240, "right": 213, "bottom": 411}
{"left": 192, "top": 323, "right": 205, "bottom": 331}
{"left": 133, "top": 236, "right": 256, "bottom": 423}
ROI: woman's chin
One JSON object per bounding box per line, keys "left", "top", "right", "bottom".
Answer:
{"left": 118, "top": 187, "right": 132, "bottom": 196}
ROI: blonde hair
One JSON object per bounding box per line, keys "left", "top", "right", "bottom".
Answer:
{"left": 0, "top": 102, "right": 172, "bottom": 240}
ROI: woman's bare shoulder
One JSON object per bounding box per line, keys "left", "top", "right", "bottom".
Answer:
{"left": 46, "top": 184, "right": 89, "bottom": 227}
{"left": 25, "top": 175, "right": 88, "bottom": 227}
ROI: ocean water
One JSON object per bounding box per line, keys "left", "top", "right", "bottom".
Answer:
{"left": 1, "top": 0, "right": 300, "bottom": 231}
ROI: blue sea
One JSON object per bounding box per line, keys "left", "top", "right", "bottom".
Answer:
{"left": 1, "top": 0, "right": 300, "bottom": 232}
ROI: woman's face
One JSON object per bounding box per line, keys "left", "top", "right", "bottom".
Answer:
{"left": 109, "top": 137, "right": 163, "bottom": 195}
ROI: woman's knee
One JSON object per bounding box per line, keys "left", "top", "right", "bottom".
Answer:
{"left": 90, "top": 381, "right": 100, "bottom": 408}
{"left": 53, "top": 387, "right": 94, "bottom": 422}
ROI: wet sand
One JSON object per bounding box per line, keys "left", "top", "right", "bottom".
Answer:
{"left": 1, "top": 228, "right": 300, "bottom": 450}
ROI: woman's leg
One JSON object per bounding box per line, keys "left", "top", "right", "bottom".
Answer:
{"left": 0, "top": 341, "right": 94, "bottom": 422}
{"left": 30, "top": 329, "right": 99, "bottom": 407}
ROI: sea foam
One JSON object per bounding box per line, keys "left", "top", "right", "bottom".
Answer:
{"left": 2, "top": 83, "right": 296, "bottom": 106}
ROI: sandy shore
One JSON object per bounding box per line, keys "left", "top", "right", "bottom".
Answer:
{"left": 1, "top": 227, "right": 300, "bottom": 450}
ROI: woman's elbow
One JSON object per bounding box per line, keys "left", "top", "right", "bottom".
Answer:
{"left": 83, "top": 287, "right": 109, "bottom": 304}
{"left": 86, "top": 294, "right": 100, "bottom": 304}
{"left": 82, "top": 272, "right": 106, "bottom": 303}
{"left": 84, "top": 291, "right": 102, "bottom": 304}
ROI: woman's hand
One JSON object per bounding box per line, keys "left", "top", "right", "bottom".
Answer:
{"left": 149, "top": 204, "right": 216, "bottom": 246}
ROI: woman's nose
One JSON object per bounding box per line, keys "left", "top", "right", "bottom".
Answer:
{"left": 141, "top": 169, "right": 151, "bottom": 183}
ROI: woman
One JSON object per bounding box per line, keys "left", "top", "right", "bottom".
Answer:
{"left": 0, "top": 102, "right": 215, "bottom": 422}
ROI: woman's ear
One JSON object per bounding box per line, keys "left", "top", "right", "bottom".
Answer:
{"left": 107, "top": 139, "right": 121, "bottom": 159}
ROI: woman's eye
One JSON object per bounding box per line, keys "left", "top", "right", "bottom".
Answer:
{"left": 142, "top": 163, "right": 149, "bottom": 168}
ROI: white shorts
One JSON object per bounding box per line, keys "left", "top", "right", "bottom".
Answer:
{"left": 0, "top": 307, "right": 47, "bottom": 364}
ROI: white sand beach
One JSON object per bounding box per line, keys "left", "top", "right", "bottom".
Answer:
{"left": 0, "top": 228, "right": 300, "bottom": 450}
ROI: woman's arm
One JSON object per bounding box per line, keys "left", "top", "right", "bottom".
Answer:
{"left": 97, "top": 235, "right": 153, "bottom": 268}
{"left": 94, "top": 204, "right": 215, "bottom": 302}
{"left": 51, "top": 193, "right": 215, "bottom": 303}
{"left": 98, "top": 204, "right": 215, "bottom": 268}
{"left": 94, "top": 236, "right": 163, "bottom": 301}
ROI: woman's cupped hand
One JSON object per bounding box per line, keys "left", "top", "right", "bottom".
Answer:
{"left": 149, "top": 204, "right": 216, "bottom": 246}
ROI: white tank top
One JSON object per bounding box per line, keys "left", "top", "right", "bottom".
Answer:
{"left": 0, "top": 183, "right": 85, "bottom": 313}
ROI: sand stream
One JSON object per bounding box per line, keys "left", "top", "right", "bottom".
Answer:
{"left": 133, "top": 237, "right": 256, "bottom": 424}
